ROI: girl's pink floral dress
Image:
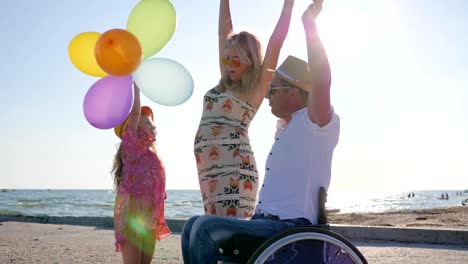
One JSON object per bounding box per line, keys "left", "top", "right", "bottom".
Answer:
{"left": 114, "top": 129, "right": 171, "bottom": 252}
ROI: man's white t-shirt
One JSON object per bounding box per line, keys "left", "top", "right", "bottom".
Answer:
{"left": 256, "top": 107, "right": 340, "bottom": 224}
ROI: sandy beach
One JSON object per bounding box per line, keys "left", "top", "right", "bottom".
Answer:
{"left": 328, "top": 206, "right": 468, "bottom": 229}
{"left": 0, "top": 221, "right": 182, "bottom": 264}
{"left": 1, "top": 207, "right": 468, "bottom": 263}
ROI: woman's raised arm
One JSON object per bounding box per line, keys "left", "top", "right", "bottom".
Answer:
{"left": 250, "top": 0, "right": 295, "bottom": 109}
{"left": 218, "top": 0, "right": 234, "bottom": 75}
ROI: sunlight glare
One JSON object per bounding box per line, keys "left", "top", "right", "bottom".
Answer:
{"left": 319, "top": 8, "right": 371, "bottom": 64}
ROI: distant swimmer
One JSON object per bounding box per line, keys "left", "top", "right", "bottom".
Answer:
{"left": 437, "top": 193, "right": 448, "bottom": 200}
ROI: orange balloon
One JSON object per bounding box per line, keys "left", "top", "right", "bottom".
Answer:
{"left": 95, "top": 29, "right": 142, "bottom": 76}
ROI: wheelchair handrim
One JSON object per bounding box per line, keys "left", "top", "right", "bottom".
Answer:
{"left": 253, "top": 232, "right": 365, "bottom": 264}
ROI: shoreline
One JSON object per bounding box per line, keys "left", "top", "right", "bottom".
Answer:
{"left": 2, "top": 206, "right": 467, "bottom": 229}
{"left": 2, "top": 206, "right": 468, "bottom": 229}
{"left": 1, "top": 206, "right": 467, "bottom": 245}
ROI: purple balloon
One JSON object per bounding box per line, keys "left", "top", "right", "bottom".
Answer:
{"left": 83, "top": 76, "right": 134, "bottom": 129}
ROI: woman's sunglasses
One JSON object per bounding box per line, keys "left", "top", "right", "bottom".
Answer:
{"left": 265, "top": 84, "right": 292, "bottom": 99}
{"left": 221, "top": 56, "right": 241, "bottom": 67}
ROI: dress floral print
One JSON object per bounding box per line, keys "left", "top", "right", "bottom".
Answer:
{"left": 194, "top": 87, "right": 259, "bottom": 219}
{"left": 114, "top": 129, "right": 170, "bottom": 252}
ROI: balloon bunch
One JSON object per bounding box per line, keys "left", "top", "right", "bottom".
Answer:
{"left": 68, "top": 0, "right": 194, "bottom": 129}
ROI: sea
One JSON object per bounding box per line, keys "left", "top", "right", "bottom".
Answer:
{"left": 1, "top": 189, "right": 467, "bottom": 219}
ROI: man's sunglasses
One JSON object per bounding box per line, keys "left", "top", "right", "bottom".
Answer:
{"left": 266, "top": 84, "right": 292, "bottom": 99}
{"left": 221, "top": 56, "right": 241, "bottom": 67}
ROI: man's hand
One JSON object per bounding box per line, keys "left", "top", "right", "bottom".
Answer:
{"left": 302, "top": 0, "right": 323, "bottom": 25}
{"left": 284, "top": 0, "right": 295, "bottom": 9}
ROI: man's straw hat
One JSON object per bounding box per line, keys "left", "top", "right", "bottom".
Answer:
{"left": 272, "top": 55, "right": 311, "bottom": 92}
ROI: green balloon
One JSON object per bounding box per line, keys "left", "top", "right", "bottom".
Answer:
{"left": 127, "top": 0, "right": 176, "bottom": 59}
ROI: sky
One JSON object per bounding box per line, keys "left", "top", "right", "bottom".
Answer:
{"left": 1, "top": 0, "right": 467, "bottom": 193}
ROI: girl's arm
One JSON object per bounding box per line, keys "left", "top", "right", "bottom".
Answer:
{"left": 125, "top": 82, "right": 141, "bottom": 135}
{"left": 121, "top": 83, "right": 150, "bottom": 163}
{"left": 250, "top": 0, "right": 295, "bottom": 109}
{"left": 218, "top": 0, "right": 233, "bottom": 75}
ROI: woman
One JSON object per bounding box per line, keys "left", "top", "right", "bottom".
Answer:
{"left": 194, "top": 0, "right": 295, "bottom": 218}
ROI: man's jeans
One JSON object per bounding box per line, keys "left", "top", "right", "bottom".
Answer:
{"left": 181, "top": 213, "right": 311, "bottom": 264}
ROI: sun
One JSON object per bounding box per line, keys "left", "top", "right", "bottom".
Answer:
{"left": 317, "top": 8, "right": 372, "bottom": 64}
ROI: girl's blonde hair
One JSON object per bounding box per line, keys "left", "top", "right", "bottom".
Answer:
{"left": 111, "top": 144, "right": 123, "bottom": 189}
{"left": 111, "top": 141, "right": 158, "bottom": 190}
{"left": 218, "top": 31, "right": 263, "bottom": 94}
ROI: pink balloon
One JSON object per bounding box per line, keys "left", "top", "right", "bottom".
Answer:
{"left": 83, "top": 76, "right": 134, "bottom": 129}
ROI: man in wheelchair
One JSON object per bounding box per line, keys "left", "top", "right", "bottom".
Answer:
{"left": 182, "top": 1, "right": 342, "bottom": 263}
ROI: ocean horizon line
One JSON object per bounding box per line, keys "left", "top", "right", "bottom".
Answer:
{"left": 2, "top": 188, "right": 467, "bottom": 192}
{"left": 1, "top": 188, "right": 200, "bottom": 191}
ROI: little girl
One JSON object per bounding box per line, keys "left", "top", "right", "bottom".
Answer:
{"left": 111, "top": 83, "right": 170, "bottom": 264}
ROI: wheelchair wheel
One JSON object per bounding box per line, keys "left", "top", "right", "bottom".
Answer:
{"left": 247, "top": 226, "right": 367, "bottom": 264}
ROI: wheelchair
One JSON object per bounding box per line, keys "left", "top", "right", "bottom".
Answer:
{"left": 217, "top": 187, "right": 368, "bottom": 264}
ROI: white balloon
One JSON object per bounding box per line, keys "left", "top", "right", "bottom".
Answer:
{"left": 133, "top": 58, "right": 194, "bottom": 106}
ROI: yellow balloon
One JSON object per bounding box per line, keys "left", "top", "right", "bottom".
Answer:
{"left": 68, "top": 32, "right": 107, "bottom": 77}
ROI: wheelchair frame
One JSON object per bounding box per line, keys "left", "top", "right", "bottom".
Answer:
{"left": 218, "top": 187, "right": 368, "bottom": 264}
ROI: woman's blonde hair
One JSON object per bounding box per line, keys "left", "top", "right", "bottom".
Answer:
{"left": 218, "top": 31, "right": 263, "bottom": 94}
